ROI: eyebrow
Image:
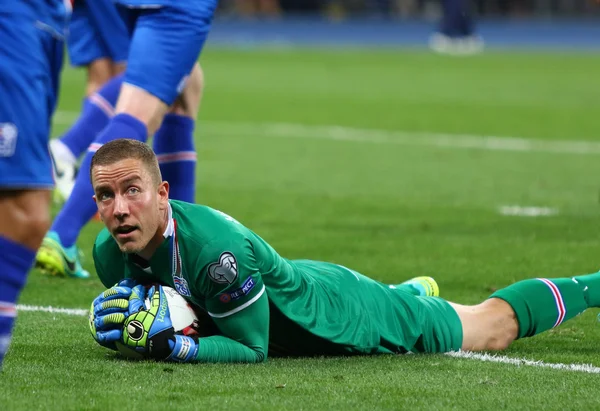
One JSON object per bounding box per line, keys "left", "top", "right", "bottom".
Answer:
{"left": 121, "top": 176, "right": 142, "bottom": 186}
{"left": 94, "top": 176, "right": 142, "bottom": 192}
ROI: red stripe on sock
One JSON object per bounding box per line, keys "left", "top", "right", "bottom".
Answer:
{"left": 538, "top": 278, "right": 566, "bottom": 327}
{"left": 156, "top": 152, "right": 197, "bottom": 164}
{"left": 0, "top": 302, "right": 16, "bottom": 318}
{"left": 89, "top": 94, "right": 115, "bottom": 118}
{"left": 88, "top": 143, "right": 103, "bottom": 153}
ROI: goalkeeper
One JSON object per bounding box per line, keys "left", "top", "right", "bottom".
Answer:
{"left": 90, "top": 139, "right": 600, "bottom": 363}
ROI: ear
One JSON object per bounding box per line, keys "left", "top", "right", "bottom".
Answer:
{"left": 158, "top": 181, "right": 169, "bottom": 208}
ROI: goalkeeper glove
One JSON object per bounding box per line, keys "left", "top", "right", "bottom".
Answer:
{"left": 122, "top": 284, "right": 199, "bottom": 362}
{"left": 89, "top": 279, "right": 145, "bottom": 349}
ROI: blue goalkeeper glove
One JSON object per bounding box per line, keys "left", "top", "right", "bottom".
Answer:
{"left": 89, "top": 279, "right": 146, "bottom": 350}
{"left": 121, "top": 284, "right": 199, "bottom": 362}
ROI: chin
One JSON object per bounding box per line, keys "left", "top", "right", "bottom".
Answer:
{"left": 118, "top": 242, "right": 145, "bottom": 254}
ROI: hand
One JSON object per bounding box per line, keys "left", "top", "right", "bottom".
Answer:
{"left": 121, "top": 285, "right": 199, "bottom": 362}
{"left": 89, "top": 279, "right": 145, "bottom": 349}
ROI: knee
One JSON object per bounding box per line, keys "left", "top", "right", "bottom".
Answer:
{"left": 170, "top": 63, "right": 204, "bottom": 118}
{"left": 455, "top": 299, "right": 518, "bottom": 352}
{"left": 481, "top": 302, "right": 519, "bottom": 351}
{"left": 23, "top": 214, "right": 51, "bottom": 247}
{"left": 185, "top": 63, "right": 205, "bottom": 104}
{"left": 86, "top": 66, "right": 113, "bottom": 97}
{"left": 485, "top": 334, "right": 513, "bottom": 351}
{"left": 0, "top": 191, "right": 51, "bottom": 248}
{"left": 16, "top": 202, "right": 51, "bottom": 246}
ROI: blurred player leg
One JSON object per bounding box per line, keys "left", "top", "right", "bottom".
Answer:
{"left": 50, "top": 0, "right": 130, "bottom": 202}
{"left": 153, "top": 64, "right": 204, "bottom": 203}
{"left": 429, "top": 0, "right": 483, "bottom": 55}
{"left": 84, "top": 58, "right": 122, "bottom": 97}
{"left": 50, "top": 73, "right": 123, "bottom": 202}
{"left": 0, "top": 0, "right": 66, "bottom": 369}
{"left": 36, "top": 3, "right": 215, "bottom": 278}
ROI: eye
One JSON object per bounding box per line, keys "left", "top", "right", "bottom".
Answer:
{"left": 127, "top": 187, "right": 140, "bottom": 195}
{"left": 98, "top": 191, "right": 113, "bottom": 201}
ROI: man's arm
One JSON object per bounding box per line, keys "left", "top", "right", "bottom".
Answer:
{"left": 120, "top": 283, "right": 269, "bottom": 363}
{"left": 184, "top": 232, "right": 271, "bottom": 363}
{"left": 194, "top": 291, "right": 270, "bottom": 363}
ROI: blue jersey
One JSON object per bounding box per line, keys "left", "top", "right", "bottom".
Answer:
{"left": 0, "top": 0, "right": 66, "bottom": 188}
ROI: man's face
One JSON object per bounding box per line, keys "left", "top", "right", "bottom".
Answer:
{"left": 92, "top": 158, "right": 168, "bottom": 254}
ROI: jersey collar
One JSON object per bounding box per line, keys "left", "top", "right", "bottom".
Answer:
{"left": 163, "top": 202, "right": 174, "bottom": 238}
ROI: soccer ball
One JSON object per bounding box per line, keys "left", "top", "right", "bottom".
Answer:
{"left": 115, "top": 286, "right": 200, "bottom": 359}
{"left": 152, "top": 286, "right": 201, "bottom": 336}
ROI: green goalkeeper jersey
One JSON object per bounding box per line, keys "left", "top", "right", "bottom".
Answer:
{"left": 93, "top": 200, "right": 462, "bottom": 362}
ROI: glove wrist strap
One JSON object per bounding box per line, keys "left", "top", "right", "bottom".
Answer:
{"left": 167, "top": 335, "right": 199, "bottom": 363}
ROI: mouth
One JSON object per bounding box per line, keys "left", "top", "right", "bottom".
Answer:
{"left": 114, "top": 225, "right": 138, "bottom": 239}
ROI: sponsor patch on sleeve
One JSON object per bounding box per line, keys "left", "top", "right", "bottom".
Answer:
{"left": 218, "top": 277, "right": 256, "bottom": 303}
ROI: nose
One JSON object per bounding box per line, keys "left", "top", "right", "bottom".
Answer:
{"left": 113, "top": 194, "right": 129, "bottom": 220}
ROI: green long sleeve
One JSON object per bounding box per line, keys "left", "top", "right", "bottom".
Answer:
{"left": 196, "top": 335, "right": 265, "bottom": 363}
{"left": 195, "top": 291, "right": 270, "bottom": 363}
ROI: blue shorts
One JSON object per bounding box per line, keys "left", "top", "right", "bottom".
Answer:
{"left": 117, "top": 1, "right": 217, "bottom": 105}
{"left": 67, "top": 0, "right": 130, "bottom": 67}
{"left": 0, "top": 3, "right": 65, "bottom": 189}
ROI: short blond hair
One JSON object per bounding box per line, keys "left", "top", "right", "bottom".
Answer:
{"left": 90, "top": 139, "right": 162, "bottom": 186}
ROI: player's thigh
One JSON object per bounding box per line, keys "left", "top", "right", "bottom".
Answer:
{"left": 0, "top": 12, "right": 55, "bottom": 191}
{"left": 409, "top": 296, "right": 464, "bottom": 353}
{"left": 353, "top": 280, "right": 463, "bottom": 354}
{"left": 123, "top": 3, "right": 216, "bottom": 107}
{"left": 115, "top": 84, "right": 169, "bottom": 133}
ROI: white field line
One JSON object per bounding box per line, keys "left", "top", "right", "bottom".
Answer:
{"left": 16, "top": 302, "right": 600, "bottom": 374}
{"left": 498, "top": 205, "right": 559, "bottom": 217}
{"left": 53, "top": 110, "right": 600, "bottom": 156}
{"left": 446, "top": 351, "right": 600, "bottom": 374}
{"left": 16, "top": 304, "right": 87, "bottom": 317}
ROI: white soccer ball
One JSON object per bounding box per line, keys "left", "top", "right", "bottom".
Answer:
{"left": 145, "top": 286, "right": 200, "bottom": 336}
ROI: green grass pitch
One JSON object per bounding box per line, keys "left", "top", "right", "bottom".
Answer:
{"left": 2, "top": 48, "right": 600, "bottom": 410}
